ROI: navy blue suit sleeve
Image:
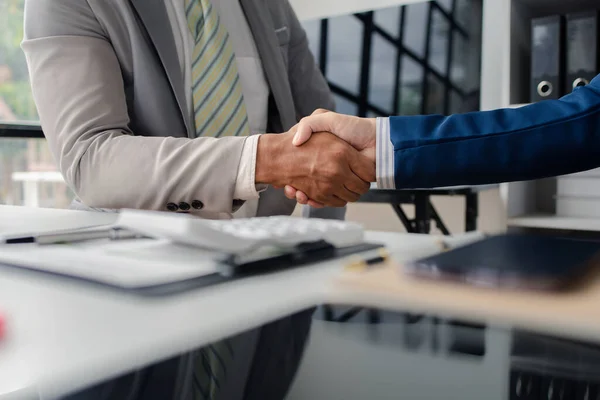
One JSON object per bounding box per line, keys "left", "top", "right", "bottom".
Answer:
{"left": 389, "top": 74, "right": 600, "bottom": 189}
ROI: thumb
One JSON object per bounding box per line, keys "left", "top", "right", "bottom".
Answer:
{"left": 292, "top": 113, "right": 333, "bottom": 146}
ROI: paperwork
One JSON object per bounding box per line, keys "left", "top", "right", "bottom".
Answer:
{"left": 0, "top": 206, "right": 117, "bottom": 238}
{"left": 0, "top": 209, "right": 376, "bottom": 294}
{"left": 0, "top": 238, "right": 221, "bottom": 290}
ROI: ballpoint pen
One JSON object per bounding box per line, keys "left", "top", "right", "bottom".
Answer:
{"left": 345, "top": 248, "right": 390, "bottom": 272}
{"left": 2, "top": 227, "right": 141, "bottom": 245}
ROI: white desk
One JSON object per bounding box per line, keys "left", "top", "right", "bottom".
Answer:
{"left": 2, "top": 206, "right": 600, "bottom": 400}
{"left": 0, "top": 206, "right": 464, "bottom": 399}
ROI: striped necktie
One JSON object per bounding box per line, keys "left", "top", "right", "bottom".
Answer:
{"left": 185, "top": 0, "right": 251, "bottom": 138}
{"left": 184, "top": 1, "right": 240, "bottom": 397}
{"left": 193, "top": 339, "right": 234, "bottom": 400}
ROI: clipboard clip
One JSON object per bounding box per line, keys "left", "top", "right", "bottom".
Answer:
{"left": 218, "top": 240, "right": 337, "bottom": 277}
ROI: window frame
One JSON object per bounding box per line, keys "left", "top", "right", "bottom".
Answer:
{"left": 0, "top": 122, "right": 43, "bottom": 138}
{"left": 315, "top": 0, "right": 479, "bottom": 117}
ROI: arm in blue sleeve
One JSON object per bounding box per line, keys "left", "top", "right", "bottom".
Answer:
{"left": 389, "top": 74, "right": 600, "bottom": 189}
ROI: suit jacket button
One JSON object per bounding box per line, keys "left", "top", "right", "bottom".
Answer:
{"left": 166, "top": 203, "right": 179, "bottom": 212}
{"left": 179, "top": 202, "right": 191, "bottom": 211}
{"left": 191, "top": 200, "right": 204, "bottom": 210}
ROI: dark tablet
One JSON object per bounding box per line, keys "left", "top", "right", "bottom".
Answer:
{"left": 404, "top": 234, "right": 600, "bottom": 291}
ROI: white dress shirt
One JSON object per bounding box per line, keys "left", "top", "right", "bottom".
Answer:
{"left": 166, "top": 0, "right": 270, "bottom": 218}
{"left": 376, "top": 117, "right": 396, "bottom": 189}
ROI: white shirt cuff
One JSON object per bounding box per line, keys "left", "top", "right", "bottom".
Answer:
{"left": 234, "top": 134, "right": 267, "bottom": 200}
{"left": 376, "top": 117, "right": 396, "bottom": 189}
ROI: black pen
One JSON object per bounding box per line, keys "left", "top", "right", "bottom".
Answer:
{"left": 2, "top": 227, "right": 140, "bottom": 245}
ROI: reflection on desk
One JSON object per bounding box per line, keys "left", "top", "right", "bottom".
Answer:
{"left": 288, "top": 312, "right": 600, "bottom": 400}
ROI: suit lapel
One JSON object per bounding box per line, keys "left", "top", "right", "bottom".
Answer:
{"left": 131, "top": 0, "right": 194, "bottom": 138}
{"left": 240, "top": 0, "right": 297, "bottom": 130}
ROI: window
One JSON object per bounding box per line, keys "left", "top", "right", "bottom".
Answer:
{"left": 425, "top": 73, "right": 445, "bottom": 114}
{"left": 399, "top": 56, "right": 425, "bottom": 115}
{"left": 0, "top": 0, "right": 36, "bottom": 123}
{"left": 0, "top": 0, "right": 73, "bottom": 208}
{"left": 436, "top": 0, "right": 454, "bottom": 12}
{"left": 326, "top": 15, "right": 364, "bottom": 97}
{"left": 449, "top": 90, "right": 465, "bottom": 114}
{"left": 429, "top": 8, "right": 451, "bottom": 75}
{"left": 302, "top": 19, "right": 322, "bottom": 66}
{"left": 369, "top": 34, "right": 397, "bottom": 113}
{"left": 333, "top": 94, "right": 359, "bottom": 116}
{"left": 374, "top": 6, "right": 401, "bottom": 38}
{"left": 302, "top": 0, "right": 483, "bottom": 118}
{"left": 403, "top": 2, "right": 429, "bottom": 58}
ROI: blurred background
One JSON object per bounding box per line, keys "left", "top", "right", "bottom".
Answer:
{"left": 0, "top": 0, "right": 506, "bottom": 234}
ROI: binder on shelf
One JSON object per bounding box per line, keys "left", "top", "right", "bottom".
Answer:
{"left": 531, "top": 15, "right": 565, "bottom": 102}
{"left": 565, "top": 11, "right": 599, "bottom": 94}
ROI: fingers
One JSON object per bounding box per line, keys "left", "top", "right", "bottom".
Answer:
{"left": 324, "top": 196, "right": 347, "bottom": 208}
{"left": 311, "top": 108, "right": 331, "bottom": 115}
{"left": 284, "top": 185, "right": 297, "bottom": 199}
{"left": 293, "top": 112, "right": 335, "bottom": 146}
{"left": 295, "top": 190, "right": 309, "bottom": 204}
{"left": 349, "top": 152, "right": 376, "bottom": 184}
{"left": 292, "top": 183, "right": 355, "bottom": 206}
{"left": 285, "top": 185, "right": 326, "bottom": 208}
{"left": 288, "top": 110, "right": 329, "bottom": 135}
{"left": 344, "top": 177, "right": 371, "bottom": 197}
{"left": 334, "top": 185, "right": 362, "bottom": 203}
{"left": 297, "top": 181, "right": 360, "bottom": 206}
{"left": 340, "top": 172, "right": 370, "bottom": 203}
{"left": 286, "top": 184, "right": 347, "bottom": 208}
{"left": 307, "top": 200, "right": 325, "bottom": 208}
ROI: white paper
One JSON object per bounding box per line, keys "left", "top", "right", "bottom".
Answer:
{"left": 0, "top": 239, "right": 220, "bottom": 288}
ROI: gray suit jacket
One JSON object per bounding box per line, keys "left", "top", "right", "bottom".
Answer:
{"left": 22, "top": 1, "right": 336, "bottom": 398}
{"left": 22, "top": 0, "right": 339, "bottom": 218}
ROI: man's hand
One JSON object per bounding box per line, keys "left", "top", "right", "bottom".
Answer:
{"left": 255, "top": 130, "right": 375, "bottom": 208}
{"left": 285, "top": 110, "right": 378, "bottom": 207}
{"left": 294, "top": 110, "right": 377, "bottom": 160}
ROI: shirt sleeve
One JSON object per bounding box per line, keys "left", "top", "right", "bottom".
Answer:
{"left": 234, "top": 134, "right": 268, "bottom": 200}
{"left": 376, "top": 117, "right": 396, "bottom": 189}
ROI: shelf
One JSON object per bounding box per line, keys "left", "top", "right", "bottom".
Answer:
{"left": 508, "top": 214, "right": 600, "bottom": 232}
{"left": 482, "top": 0, "right": 600, "bottom": 226}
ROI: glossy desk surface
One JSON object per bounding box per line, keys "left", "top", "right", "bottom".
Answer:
{"left": 0, "top": 206, "right": 599, "bottom": 400}
{"left": 287, "top": 311, "right": 600, "bottom": 400}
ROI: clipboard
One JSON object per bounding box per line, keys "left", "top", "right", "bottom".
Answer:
{"left": 0, "top": 239, "right": 384, "bottom": 297}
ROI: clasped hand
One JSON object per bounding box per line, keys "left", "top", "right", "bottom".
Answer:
{"left": 279, "top": 109, "right": 377, "bottom": 208}
{"left": 255, "top": 123, "right": 374, "bottom": 208}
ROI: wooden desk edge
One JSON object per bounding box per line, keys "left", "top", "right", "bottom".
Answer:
{"left": 328, "top": 258, "right": 600, "bottom": 344}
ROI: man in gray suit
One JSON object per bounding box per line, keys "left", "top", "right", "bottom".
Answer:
{"left": 22, "top": 0, "right": 374, "bottom": 398}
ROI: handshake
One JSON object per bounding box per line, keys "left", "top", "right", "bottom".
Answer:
{"left": 255, "top": 109, "right": 377, "bottom": 208}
